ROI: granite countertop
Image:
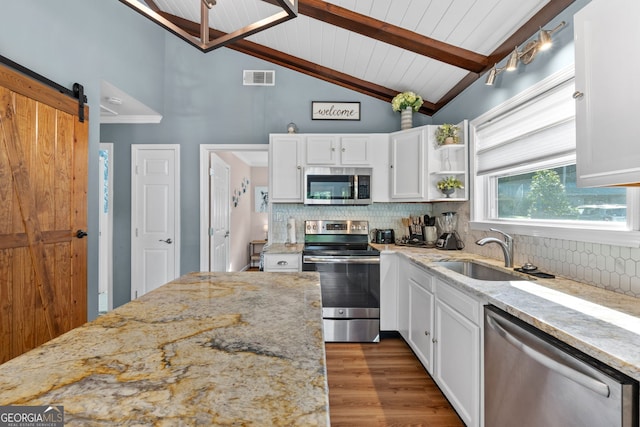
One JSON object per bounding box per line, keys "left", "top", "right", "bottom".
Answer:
{"left": 376, "top": 244, "right": 640, "bottom": 383}
{"left": 263, "top": 243, "right": 305, "bottom": 254}
{"left": 0, "top": 272, "right": 329, "bottom": 426}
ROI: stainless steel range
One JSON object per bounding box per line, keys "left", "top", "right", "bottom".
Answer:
{"left": 302, "top": 220, "right": 380, "bottom": 342}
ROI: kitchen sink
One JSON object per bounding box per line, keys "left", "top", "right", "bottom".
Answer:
{"left": 437, "top": 261, "right": 526, "bottom": 281}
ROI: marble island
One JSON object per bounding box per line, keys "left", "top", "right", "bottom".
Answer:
{"left": 0, "top": 272, "right": 329, "bottom": 426}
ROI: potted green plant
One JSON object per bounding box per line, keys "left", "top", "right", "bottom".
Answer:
{"left": 436, "top": 176, "right": 464, "bottom": 198}
{"left": 435, "top": 123, "right": 460, "bottom": 145}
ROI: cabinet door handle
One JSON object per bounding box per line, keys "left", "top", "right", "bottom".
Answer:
{"left": 432, "top": 338, "right": 437, "bottom": 343}
{"left": 277, "top": 260, "right": 289, "bottom": 266}
{"left": 572, "top": 91, "right": 584, "bottom": 99}
{"left": 424, "top": 330, "right": 430, "bottom": 336}
{"left": 297, "top": 165, "right": 301, "bottom": 170}
{"left": 341, "top": 147, "right": 346, "bottom": 152}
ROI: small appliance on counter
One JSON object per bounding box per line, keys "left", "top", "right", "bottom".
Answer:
{"left": 435, "top": 211, "right": 464, "bottom": 250}
{"left": 371, "top": 229, "right": 395, "bottom": 244}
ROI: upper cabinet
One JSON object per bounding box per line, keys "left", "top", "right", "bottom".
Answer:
{"left": 269, "top": 135, "right": 304, "bottom": 202}
{"left": 574, "top": 0, "right": 640, "bottom": 187}
{"left": 269, "top": 124, "right": 468, "bottom": 203}
{"left": 389, "top": 121, "right": 468, "bottom": 202}
{"left": 389, "top": 127, "right": 426, "bottom": 200}
{"left": 304, "top": 135, "right": 372, "bottom": 166}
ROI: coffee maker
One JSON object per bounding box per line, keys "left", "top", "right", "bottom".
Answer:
{"left": 435, "top": 212, "right": 464, "bottom": 250}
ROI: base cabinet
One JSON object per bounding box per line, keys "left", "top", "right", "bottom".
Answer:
{"left": 263, "top": 253, "right": 301, "bottom": 272}
{"left": 397, "top": 255, "right": 481, "bottom": 427}
{"left": 408, "top": 267, "right": 434, "bottom": 373}
{"left": 434, "top": 280, "right": 481, "bottom": 427}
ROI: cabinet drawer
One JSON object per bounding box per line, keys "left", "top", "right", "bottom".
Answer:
{"left": 435, "top": 279, "right": 480, "bottom": 325}
{"left": 263, "top": 253, "right": 301, "bottom": 271}
{"left": 407, "top": 262, "right": 433, "bottom": 292}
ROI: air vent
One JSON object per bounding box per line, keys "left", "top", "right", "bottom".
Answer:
{"left": 243, "top": 70, "right": 275, "bottom": 86}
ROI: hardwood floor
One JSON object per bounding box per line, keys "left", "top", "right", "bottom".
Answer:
{"left": 325, "top": 337, "right": 464, "bottom": 427}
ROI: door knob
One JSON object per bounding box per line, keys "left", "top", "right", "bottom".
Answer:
{"left": 159, "top": 238, "right": 173, "bottom": 244}
{"left": 76, "top": 230, "right": 88, "bottom": 239}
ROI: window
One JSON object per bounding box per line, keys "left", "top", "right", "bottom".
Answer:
{"left": 496, "top": 164, "right": 626, "bottom": 223}
{"left": 471, "top": 66, "right": 639, "bottom": 245}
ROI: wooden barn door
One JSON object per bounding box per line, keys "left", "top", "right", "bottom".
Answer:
{"left": 0, "top": 62, "right": 88, "bottom": 363}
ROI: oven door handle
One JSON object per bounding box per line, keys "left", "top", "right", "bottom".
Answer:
{"left": 303, "top": 256, "right": 380, "bottom": 264}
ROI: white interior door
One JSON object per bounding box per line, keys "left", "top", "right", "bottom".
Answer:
{"left": 209, "top": 153, "right": 230, "bottom": 271}
{"left": 131, "top": 145, "right": 180, "bottom": 299}
{"left": 98, "top": 143, "right": 113, "bottom": 312}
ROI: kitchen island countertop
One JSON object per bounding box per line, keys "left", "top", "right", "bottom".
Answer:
{"left": 0, "top": 272, "right": 328, "bottom": 426}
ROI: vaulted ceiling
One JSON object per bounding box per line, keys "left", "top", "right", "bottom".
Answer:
{"left": 120, "top": 0, "right": 575, "bottom": 116}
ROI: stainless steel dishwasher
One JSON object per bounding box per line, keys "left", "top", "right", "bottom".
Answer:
{"left": 484, "top": 305, "right": 638, "bottom": 427}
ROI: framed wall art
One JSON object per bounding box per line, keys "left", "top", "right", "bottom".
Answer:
{"left": 311, "top": 101, "right": 360, "bottom": 121}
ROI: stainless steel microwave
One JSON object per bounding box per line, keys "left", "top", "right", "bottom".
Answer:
{"left": 304, "top": 167, "right": 372, "bottom": 205}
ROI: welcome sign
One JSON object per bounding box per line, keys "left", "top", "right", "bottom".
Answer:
{"left": 311, "top": 102, "right": 360, "bottom": 120}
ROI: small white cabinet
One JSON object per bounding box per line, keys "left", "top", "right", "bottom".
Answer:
{"left": 304, "top": 134, "right": 372, "bottom": 166}
{"left": 389, "top": 127, "right": 426, "bottom": 200}
{"left": 407, "top": 263, "right": 435, "bottom": 373}
{"left": 263, "top": 253, "right": 301, "bottom": 272}
{"left": 269, "top": 135, "right": 304, "bottom": 202}
{"left": 574, "top": 0, "right": 640, "bottom": 187}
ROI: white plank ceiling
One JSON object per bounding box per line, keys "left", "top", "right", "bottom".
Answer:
{"left": 121, "top": 0, "right": 574, "bottom": 115}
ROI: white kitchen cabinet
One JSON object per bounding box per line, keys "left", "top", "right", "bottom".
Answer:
{"left": 395, "top": 255, "right": 481, "bottom": 427}
{"left": 379, "top": 251, "right": 398, "bottom": 331}
{"left": 269, "top": 135, "right": 304, "bottom": 202}
{"left": 407, "top": 262, "right": 434, "bottom": 373}
{"left": 304, "top": 134, "right": 372, "bottom": 166}
{"left": 389, "top": 127, "right": 426, "bottom": 200}
{"left": 433, "top": 279, "right": 481, "bottom": 427}
{"left": 397, "top": 257, "right": 410, "bottom": 341}
{"left": 389, "top": 124, "right": 469, "bottom": 201}
{"left": 263, "top": 253, "right": 301, "bottom": 272}
{"left": 305, "top": 135, "right": 338, "bottom": 165}
{"left": 574, "top": 0, "right": 640, "bottom": 187}
{"left": 339, "top": 135, "right": 371, "bottom": 165}
{"left": 426, "top": 120, "right": 469, "bottom": 201}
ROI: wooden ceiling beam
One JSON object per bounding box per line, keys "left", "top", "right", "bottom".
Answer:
{"left": 265, "top": 0, "right": 488, "bottom": 73}
{"left": 161, "top": 12, "right": 437, "bottom": 115}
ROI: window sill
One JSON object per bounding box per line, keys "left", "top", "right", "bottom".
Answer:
{"left": 470, "top": 220, "right": 640, "bottom": 248}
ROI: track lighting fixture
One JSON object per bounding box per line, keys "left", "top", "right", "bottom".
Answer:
{"left": 485, "top": 21, "right": 566, "bottom": 86}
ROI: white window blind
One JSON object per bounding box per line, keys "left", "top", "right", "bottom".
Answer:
{"left": 475, "top": 78, "right": 575, "bottom": 175}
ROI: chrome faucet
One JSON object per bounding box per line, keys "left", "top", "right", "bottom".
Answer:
{"left": 476, "top": 228, "right": 514, "bottom": 268}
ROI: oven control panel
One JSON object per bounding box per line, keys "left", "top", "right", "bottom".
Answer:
{"left": 305, "top": 220, "right": 369, "bottom": 235}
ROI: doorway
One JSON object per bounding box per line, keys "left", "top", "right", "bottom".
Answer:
{"left": 98, "top": 143, "right": 113, "bottom": 313}
{"left": 199, "top": 144, "right": 269, "bottom": 271}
